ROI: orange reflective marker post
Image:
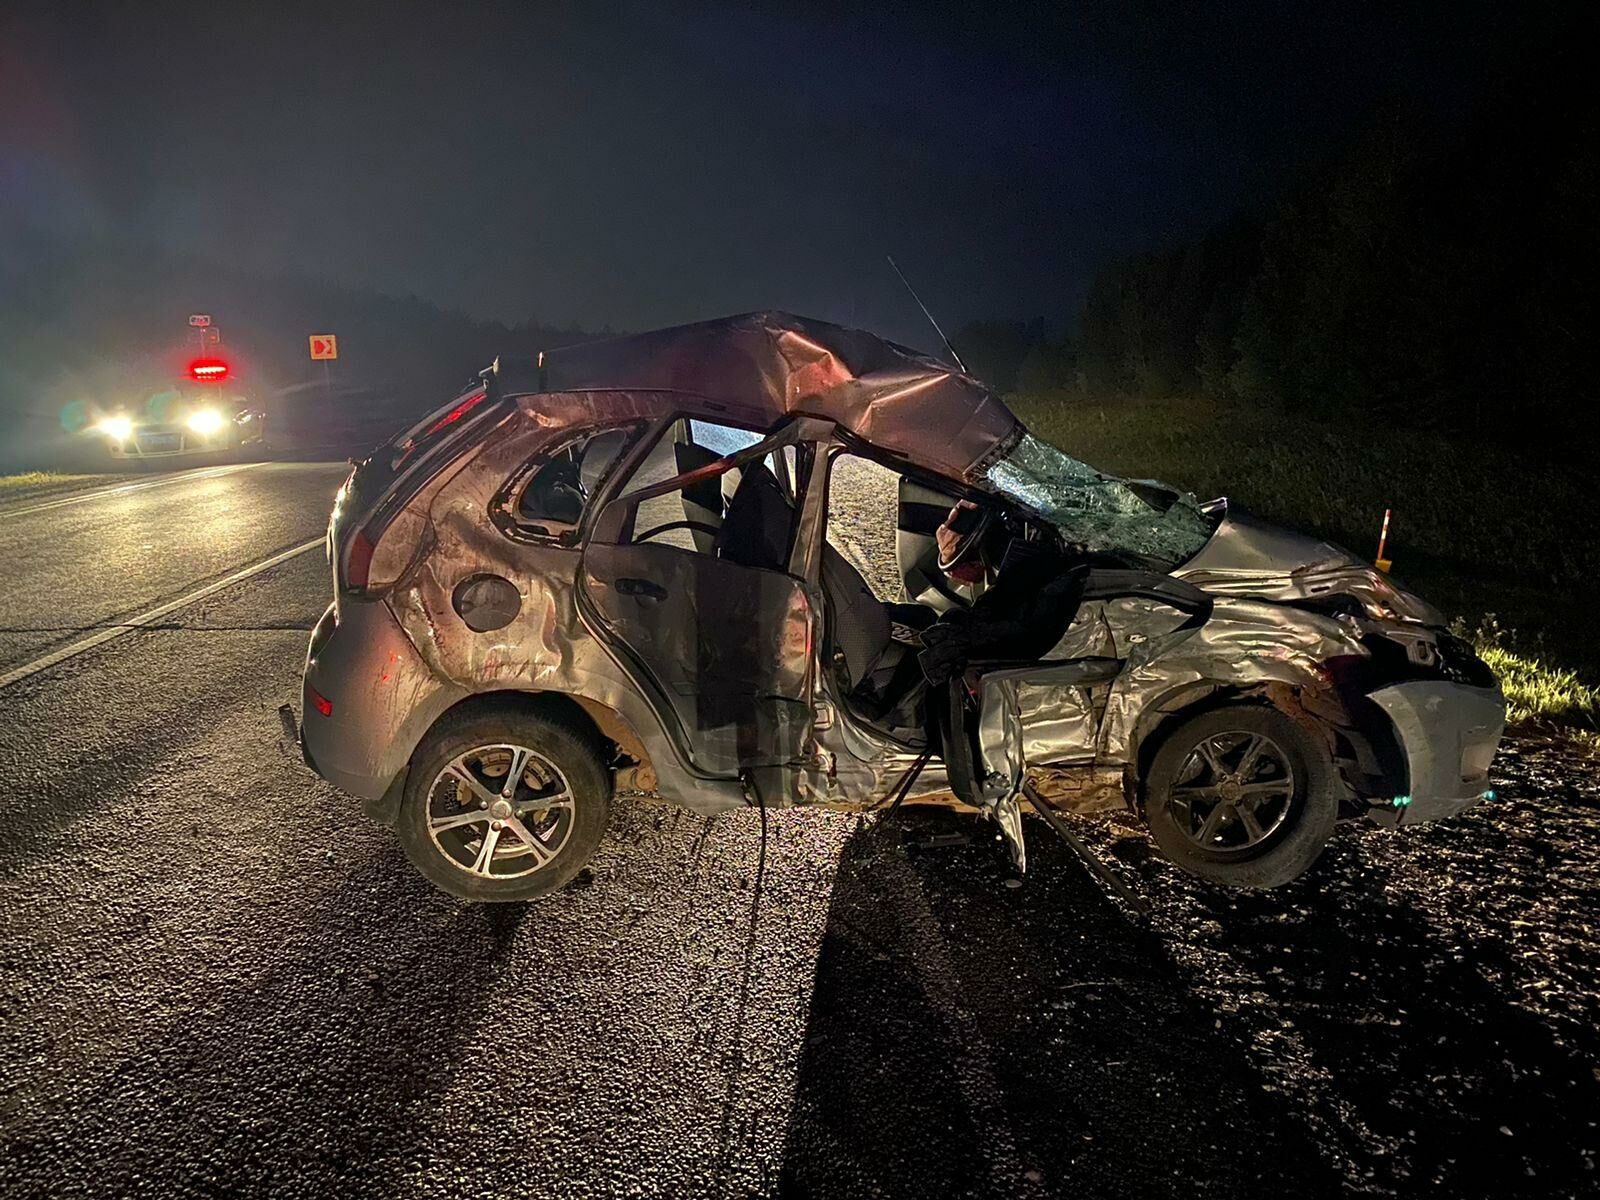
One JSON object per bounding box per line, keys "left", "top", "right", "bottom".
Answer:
{"left": 1375, "top": 508, "right": 1393, "bottom": 573}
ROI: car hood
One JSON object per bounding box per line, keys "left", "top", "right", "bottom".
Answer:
{"left": 1173, "top": 507, "right": 1445, "bottom": 626}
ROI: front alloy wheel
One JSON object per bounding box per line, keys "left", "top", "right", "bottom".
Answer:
{"left": 1144, "top": 705, "right": 1337, "bottom": 889}
{"left": 1168, "top": 730, "right": 1297, "bottom": 855}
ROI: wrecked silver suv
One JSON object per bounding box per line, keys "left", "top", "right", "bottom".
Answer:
{"left": 289, "top": 312, "right": 1504, "bottom": 901}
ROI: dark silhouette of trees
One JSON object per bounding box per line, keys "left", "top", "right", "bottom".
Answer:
{"left": 1078, "top": 216, "right": 1259, "bottom": 399}
{"left": 949, "top": 318, "right": 1074, "bottom": 394}
{"left": 1069, "top": 30, "right": 1596, "bottom": 455}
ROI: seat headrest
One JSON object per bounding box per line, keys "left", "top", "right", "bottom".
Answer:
{"left": 716, "top": 461, "right": 793, "bottom": 571}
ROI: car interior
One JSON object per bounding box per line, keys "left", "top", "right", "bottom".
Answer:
{"left": 576, "top": 419, "right": 945, "bottom": 742}
{"left": 514, "top": 427, "right": 635, "bottom": 534}
{"left": 510, "top": 416, "right": 1173, "bottom": 770}
{"left": 564, "top": 418, "right": 1147, "bottom": 759}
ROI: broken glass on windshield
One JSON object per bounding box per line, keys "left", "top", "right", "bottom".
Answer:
{"left": 986, "top": 432, "right": 1214, "bottom": 565}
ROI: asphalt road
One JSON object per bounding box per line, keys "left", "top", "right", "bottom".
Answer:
{"left": 2, "top": 463, "right": 1599, "bottom": 1199}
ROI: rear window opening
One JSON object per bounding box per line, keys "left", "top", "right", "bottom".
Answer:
{"left": 588, "top": 416, "right": 805, "bottom": 563}
{"left": 491, "top": 424, "right": 644, "bottom": 543}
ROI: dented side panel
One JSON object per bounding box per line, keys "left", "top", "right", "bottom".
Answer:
{"left": 1015, "top": 600, "right": 1119, "bottom": 765}
{"left": 1096, "top": 596, "right": 1363, "bottom": 763}
{"left": 381, "top": 393, "right": 750, "bottom": 815}
{"left": 301, "top": 596, "right": 468, "bottom": 807}
{"left": 1004, "top": 593, "right": 1367, "bottom": 773}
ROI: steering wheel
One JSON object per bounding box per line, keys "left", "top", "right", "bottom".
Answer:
{"left": 937, "top": 504, "right": 996, "bottom": 572}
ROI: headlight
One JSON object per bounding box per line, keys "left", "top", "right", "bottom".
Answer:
{"left": 1360, "top": 597, "right": 1400, "bottom": 622}
{"left": 95, "top": 416, "right": 134, "bottom": 441}
{"left": 186, "top": 408, "right": 225, "bottom": 435}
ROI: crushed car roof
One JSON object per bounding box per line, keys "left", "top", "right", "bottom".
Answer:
{"left": 488, "top": 310, "right": 1023, "bottom": 480}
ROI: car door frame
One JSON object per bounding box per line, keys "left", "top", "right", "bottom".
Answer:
{"left": 575, "top": 414, "right": 836, "bottom": 804}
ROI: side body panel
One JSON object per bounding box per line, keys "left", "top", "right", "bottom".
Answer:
{"left": 1095, "top": 596, "right": 1364, "bottom": 763}
{"left": 1002, "top": 593, "right": 1365, "bottom": 768}
{"left": 378, "top": 395, "right": 750, "bottom": 815}
{"left": 300, "top": 597, "right": 470, "bottom": 810}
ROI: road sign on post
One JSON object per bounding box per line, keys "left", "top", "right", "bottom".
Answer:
{"left": 189, "top": 314, "right": 212, "bottom": 327}
{"left": 309, "top": 334, "right": 338, "bottom": 360}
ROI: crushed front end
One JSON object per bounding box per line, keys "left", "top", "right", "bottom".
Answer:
{"left": 1176, "top": 508, "right": 1506, "bottom": 828}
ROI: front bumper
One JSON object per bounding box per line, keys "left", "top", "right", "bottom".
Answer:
{"left": 1367, "top": 680, "right": 1506, "bottom": 825}
{"left": 104, "top": 418, "right": 260, "bottom": 457}
{"left": 107, "top": 430, "right": 225, "bottom": 457}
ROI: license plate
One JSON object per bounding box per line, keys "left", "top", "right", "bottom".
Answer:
{"left": 141, "top": 434, "right": 179, "bottom": 451}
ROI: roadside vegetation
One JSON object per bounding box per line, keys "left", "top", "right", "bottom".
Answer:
{"left": 0, "top": 471, "right": 117, "bottom": 500}
{"left": 0, "top": 471, "right": 74, "bottom": 491}
{"left": 1466, "top": 619, "right": 1599, "bottom": 745}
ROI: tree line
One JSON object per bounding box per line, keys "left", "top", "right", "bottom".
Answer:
{"left": 955, "top": 32, "right": 1595, "bottom": 455}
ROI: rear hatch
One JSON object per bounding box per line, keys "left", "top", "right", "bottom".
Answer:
{"left": 329, "top": 382, "right": 512, "bottom": 599}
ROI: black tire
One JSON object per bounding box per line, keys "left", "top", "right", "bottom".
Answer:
{"left": 396, "top": 708, "right": 611, "bottom": 902}
{"left": 1143, "top": 705, "right": 1337, "bottom": 889}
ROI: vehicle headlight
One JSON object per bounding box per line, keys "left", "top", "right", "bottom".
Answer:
{"left": 95, "top": 416, "right": 134, "bottom": 441}
{"left": 187, "top": 408, "right": 225, "bottom": 435}
{"left": 1360, "top": 596, "right": 1400, "bottom": 622}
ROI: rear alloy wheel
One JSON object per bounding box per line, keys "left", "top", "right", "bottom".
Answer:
{"left": 398, "top": 710, "right": 610, "bottom": 901}
{"left": 1143, "top": 705, "right": 1337, "bottom": 889}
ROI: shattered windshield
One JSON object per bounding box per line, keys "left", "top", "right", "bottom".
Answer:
{"left": 986, "top": 432, "right": 1215, "bottom": 565}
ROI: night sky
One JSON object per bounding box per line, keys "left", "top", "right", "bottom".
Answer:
{"left": 2, "top": 1, "right": 1544, "bottom": 344}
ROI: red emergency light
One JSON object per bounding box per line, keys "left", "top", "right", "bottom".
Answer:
{"left": 188, "top": 358, "right": 230, "bottom": 382}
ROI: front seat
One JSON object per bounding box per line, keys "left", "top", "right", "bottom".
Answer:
{"left": 820, "top": 545, "right": 894, "bottom": 693}
{"left": 716, "top": 461, "right": 794, "bottom": 572}
{"left": 719, "top": 461, "right": 933, "bottom": 725}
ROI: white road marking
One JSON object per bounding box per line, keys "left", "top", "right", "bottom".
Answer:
{"left": 0, "top": 538, "right": 322, "bottom": 690}
{"left": 0, "top": 462, "right": 266, "bottom": 519}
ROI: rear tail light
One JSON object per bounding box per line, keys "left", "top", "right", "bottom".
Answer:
{"left": 344, "top": 530, "right": 375, "bottom": 591}
{"left": 392, "top": 388, "right": 488, "bottom": 468}
{"left": 421, "top": 389, "right": 487, "bottom": 437}
{"left": 308, "top": 684, "right": 334, "bottom": 717}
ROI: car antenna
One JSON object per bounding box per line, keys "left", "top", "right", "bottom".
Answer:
{"left": 886, "top": 254, "right": 968, "bottom": 374}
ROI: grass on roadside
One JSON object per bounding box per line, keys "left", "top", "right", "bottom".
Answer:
{"left": 0, "top": 470, "right": 122, "bottom": 502}
{"left": 1463, "top": 617, "right": 1600, "bottom": 750}
{"left": 0, "top": 470, "right": 79, "bottom": 491}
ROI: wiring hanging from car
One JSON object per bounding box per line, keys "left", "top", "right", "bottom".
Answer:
{"left": 872, "top": 749, "right": 934, "bottom": 828}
